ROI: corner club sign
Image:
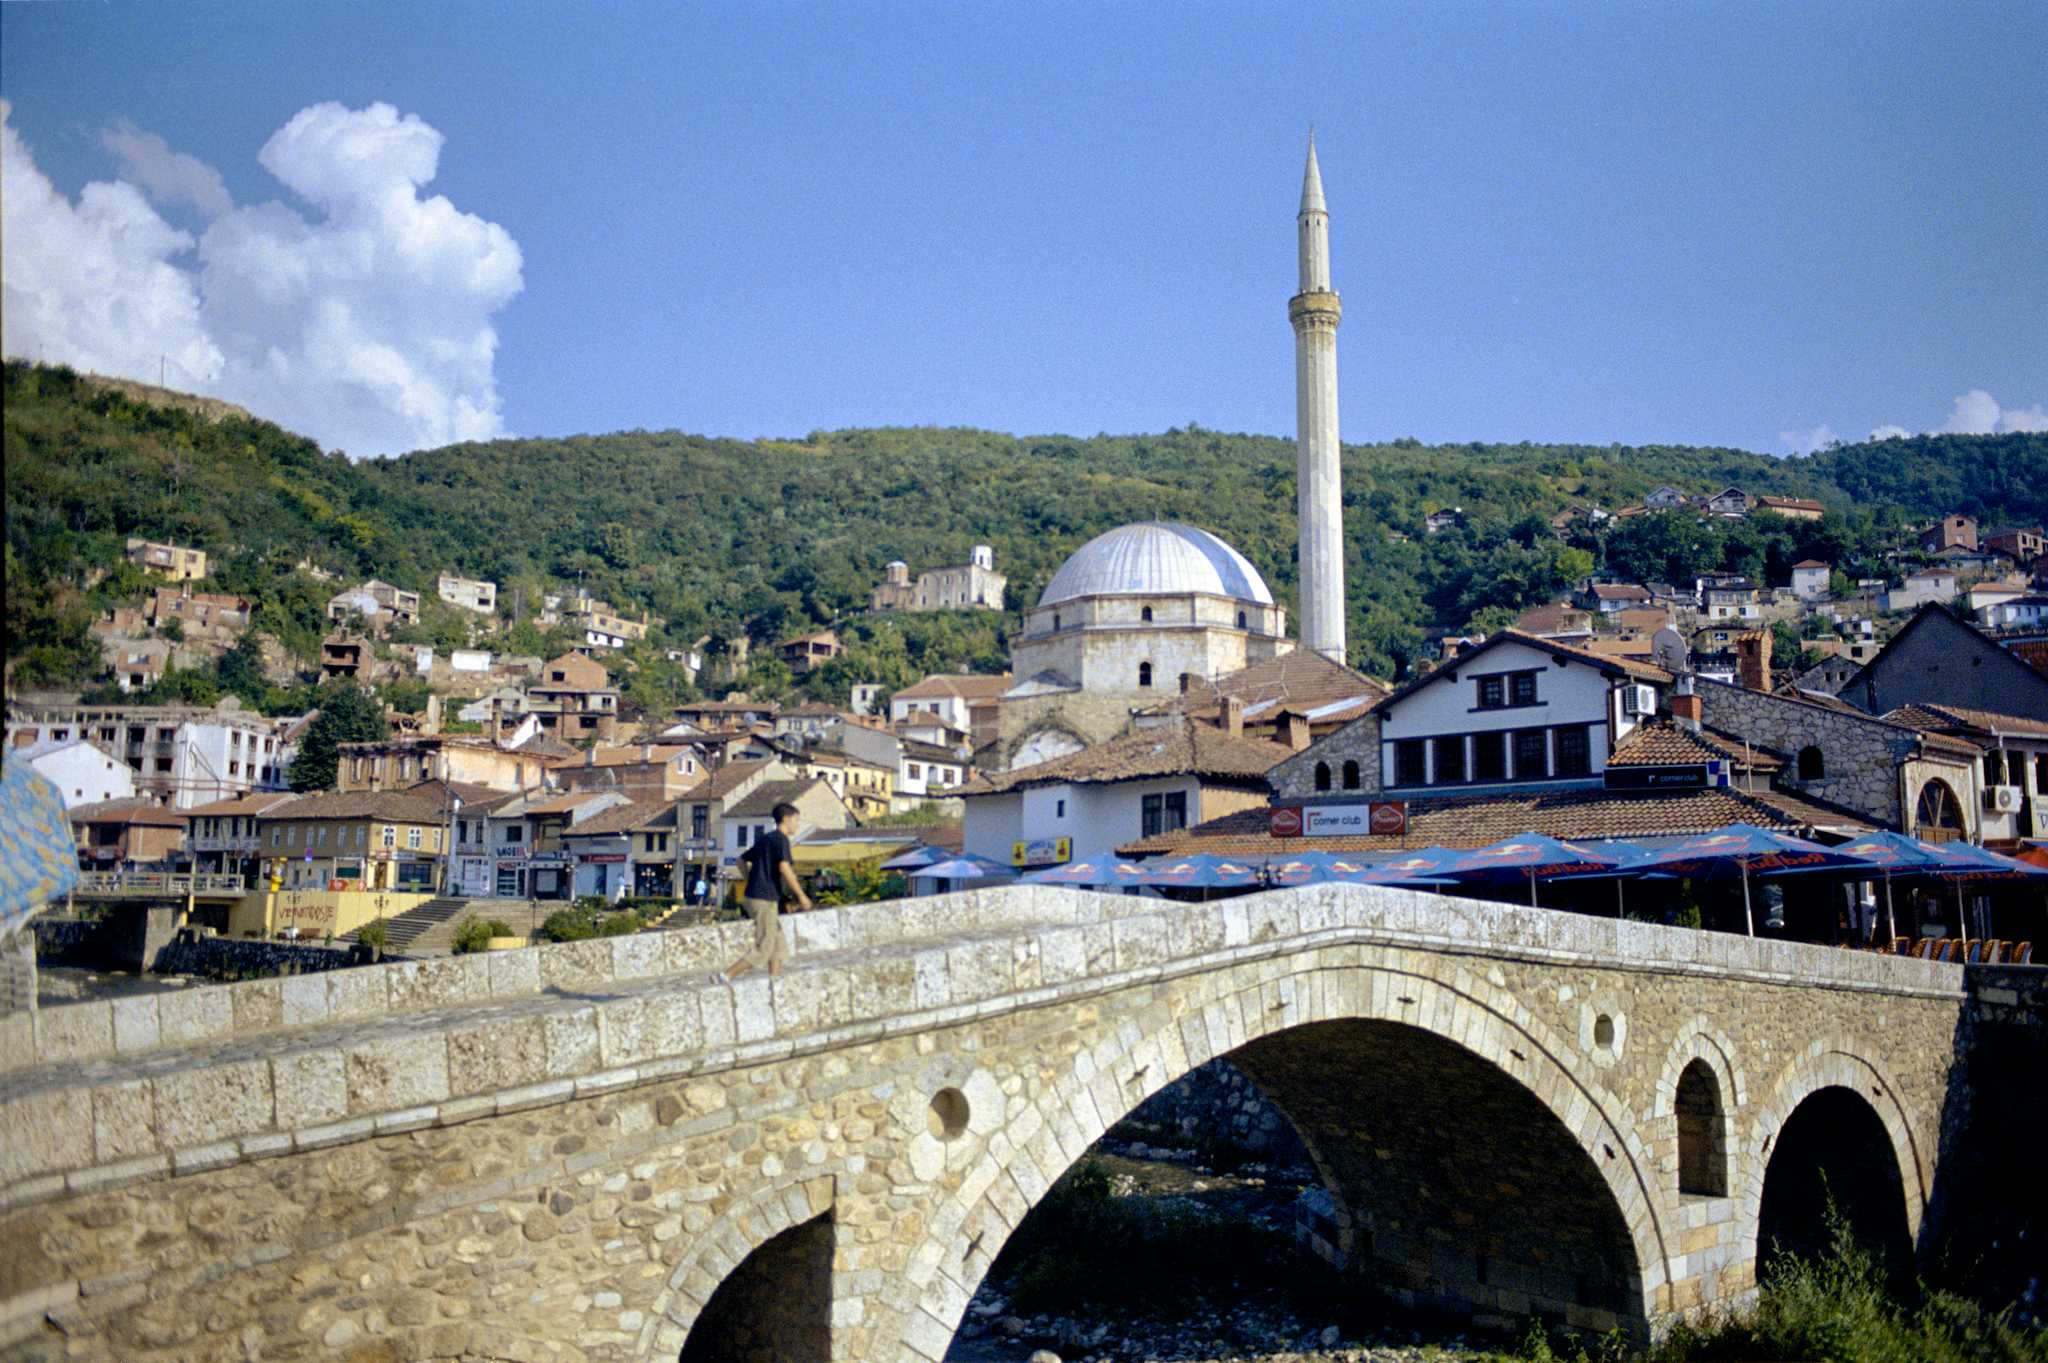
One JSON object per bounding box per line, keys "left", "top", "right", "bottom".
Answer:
{"left": 1271, "top": 802, "right": 1406, "bottom": 838}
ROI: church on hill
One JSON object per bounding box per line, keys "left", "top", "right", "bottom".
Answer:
{"left": 993, "top": 136, "right": 1352, "bottom": 770}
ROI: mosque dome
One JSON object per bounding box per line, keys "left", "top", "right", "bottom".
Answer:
{"left": 1037, "top": 522, "right": 1275, "bottom": 608}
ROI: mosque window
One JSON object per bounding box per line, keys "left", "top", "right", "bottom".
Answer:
{"left": 1141, "top": 606, "right": 1153, "bottom": 622}
{"left": 1138, "top": 662, "right": 1153, "bottom": 688}
{"left": 1237, "top": 611, "right": 1247, "bottom": 629}
{"left": 1179, "top": 673, "right": 1191, "bottom": 693}
{"left": 1052, "top": 614, "right": 1061, "bottom": 632}
{"left": 1314, "top": 762, "right": 1332, "bottom": 792}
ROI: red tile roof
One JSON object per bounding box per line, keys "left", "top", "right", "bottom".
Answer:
{"left": 1883, "top": 704, "right": 2048, "bottom": 740}
{"left": 1118, "top": 784, "right": 1869, "bottom": 856}
{"left": 961, "top": 718, "right": 1293, "bottom": 796}
{"left": 1608, "top": 719, "right": 1785, "bottom": 770}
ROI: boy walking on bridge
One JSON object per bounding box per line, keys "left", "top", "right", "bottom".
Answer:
{"left": 713, "top": 801, "right": 811, "bottom": 983}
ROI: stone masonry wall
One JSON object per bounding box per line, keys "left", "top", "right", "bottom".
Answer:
{"left": 1695, "top": 679, "right": 1918, "bottom": 824}
{"left": 1270, "top": 713, "right": 1384, "bottom": 800}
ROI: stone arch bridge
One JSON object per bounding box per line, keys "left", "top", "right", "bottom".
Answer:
{"left": 0, "top": 883, "right": 1971, "bottom": 1362}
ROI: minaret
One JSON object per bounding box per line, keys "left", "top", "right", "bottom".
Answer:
{"left": 1290, "top": 132, "right": 1346, "bottom": 663}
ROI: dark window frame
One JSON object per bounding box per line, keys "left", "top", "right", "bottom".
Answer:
{"left": 1394, "top": 739, "right": 1428, "bottom": 787}
{"left": 1513, "top": 729, "right": 1550, "bottom": 780}
{"left": 1432, "top": 735, "right": 1467, "bottom": 784}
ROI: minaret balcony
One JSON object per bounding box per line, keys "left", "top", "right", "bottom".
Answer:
{"left": 1288, "top": 291, "right": 1343, "bottom": 329}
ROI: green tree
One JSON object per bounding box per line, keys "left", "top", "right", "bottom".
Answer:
{"left": 217, "top": 634, "right": 271, "bottom": 706}
{"left": 287, "top": 683, "right": 388, "bottom": 791}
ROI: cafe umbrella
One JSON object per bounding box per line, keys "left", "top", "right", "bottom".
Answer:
{"left": 1135, "top": 854, "right": 1266, "bottom": 891}
{"left": 1438, "top": 834, "right": 1625, "bottom": 908}
{"left": 1021, "top": 858, "right": 1151, "bottom": 889}
{"left": 1830, "top": 830, "right": 1971, "bottom": 945}
{"left": 1633, "top": 824, "right": 1866, "bottom": 936}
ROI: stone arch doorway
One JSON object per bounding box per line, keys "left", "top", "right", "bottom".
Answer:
{"left": 1755, "top": 1086, "right": 1914, "bottom": 1285}
{"left": 899, "top": 962, "right": 1666, "bottom": 1357}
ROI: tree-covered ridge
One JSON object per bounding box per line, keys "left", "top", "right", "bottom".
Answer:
{"left": 6, "top": 360, "right": 2045, "bottom": 691}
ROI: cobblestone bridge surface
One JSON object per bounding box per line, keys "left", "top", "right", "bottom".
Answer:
{"left": 0, "top": 884, "right": 1966, "bottom": 1362}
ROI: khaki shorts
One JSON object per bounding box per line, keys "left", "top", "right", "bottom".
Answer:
{"left": 738, "top": 896, "right": 788, "bottom": 971}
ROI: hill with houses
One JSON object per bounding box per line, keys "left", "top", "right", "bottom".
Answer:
{"left": 5, "top": 358, "right": 2046, "bottom": 717}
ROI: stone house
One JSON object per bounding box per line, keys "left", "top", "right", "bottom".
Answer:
{"left": 869, "top": 545, "right": 1007, "bottom": 612}
{"left": 1881, "top": 704, "right": 2048, "bottom": 846}
{"left": 960, "top": 717, "right": 1292, "bottom": 871}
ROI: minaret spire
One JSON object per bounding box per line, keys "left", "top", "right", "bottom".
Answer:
{"left": 1290, "top": 132, "right": 1346, "bottom": 663}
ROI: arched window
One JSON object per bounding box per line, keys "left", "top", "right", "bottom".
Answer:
{"left": 1141, "top": 606, "right": 1153, "bottom": 622}
{"left": 1342, "top": 759, "right": 1360, "bottom": 790}
{"left": 1915, "top": 779, "right": 1964, "bottom": 843}
{"left": 1051, "top": 613, "right": 1061, "bottom": 632}
{"left": 1137, "top": 662, "right": 1153, "bottom": 688}
{"left": 1314, "top": 762, "right": 1332, "bottom": 792}
{"left": 1178, "top": 673, "right": 1191, "bottom": 694}
{"left": 1676, "top": 1059, "right": 1728, "bottom": 1196}
{"left": 1237, "top": 610, "right": 1247, "bottom": 629}
{"left": 1797, "top": 745, "right": 1825, "bottom": 781}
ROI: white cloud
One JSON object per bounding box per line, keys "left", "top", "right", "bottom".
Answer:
{"left": 1779, "top": 423, "right": 1838, "bottom": 456}
{"left": 1867, "top": 424, "right": 1909, "bottom": 441}
{"left": 1929, "top": 389, "right": 2048, "bottom": 436}
{"left": 100, "top": 120, "right": 232, "bottom": 219}
{"left": 1, "top": 100, "right": 521, "bottom": 457}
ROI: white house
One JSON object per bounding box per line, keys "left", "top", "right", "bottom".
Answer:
{"left": 1979, "top": 594, "right": 2048, "bottom": 630}
{"left": 897, "top": 740, "right": 969, "bottom": 807}
{"left": 17, "top": 738, "right": 136, "bottom": 809}
{"left": 437, "top": 575, "right": 498, "bottom": 614}
{"left": 1789, "top": 560, "right": 1831, "bottom": 601}
{"left": 959, "top": 718, "right": 1290, "bottom": 873}
{"left": 1889, "top": 569, "right": 1960, "bottom": 612}
{"left": 1367, "top": 634, "right": 1668, "bottom": 794}
{"left": 888, "top": 673, "right": 1010, "bottom": 732}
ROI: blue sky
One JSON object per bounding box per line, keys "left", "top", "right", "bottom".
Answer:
{"left": 3, "top": 1, "right": 2043, "bottom": 457}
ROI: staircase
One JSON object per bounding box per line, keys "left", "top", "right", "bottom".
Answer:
{"left": 348, "top": 897, "right": 470, "bottom": 955}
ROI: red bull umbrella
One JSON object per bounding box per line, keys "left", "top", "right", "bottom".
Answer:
{"left": 1440, "top": 833, "right": 1625, "bottom": 908}
{"left": 1135, "top": 855, "right": 1265, "bottom": 889}
{"left": 1636, "top": 824, "right": 1867, "bottom": 935}
{"left": 1022, "top": 859, "right": 1151, "bottom": 888}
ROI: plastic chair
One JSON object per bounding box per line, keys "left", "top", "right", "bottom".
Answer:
{"left": 1965, "top": 940, "right": 1984, "bottom": 965}
{"left": 1912, "top": 938, "right": 1935, "bottom": 960}
{"left": 1891, "top": 936, "right": 1912, "bottom": 955}
{"left": 1936, "top": 939, "right": 1958, "bottom": 963}
{"left": 2015, "top": 941, "right": 2034, "bottom": 965}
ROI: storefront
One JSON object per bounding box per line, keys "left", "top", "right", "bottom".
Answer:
{"left": 454, "top": 856, "right": 492, "bottom": 897}
{"left": 527, "top": 852, "right": 574, "bottom": 901}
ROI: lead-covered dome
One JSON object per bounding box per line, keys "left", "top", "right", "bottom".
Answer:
{"left": 1038, "top": 522, "right": 1274, "bottom": 608}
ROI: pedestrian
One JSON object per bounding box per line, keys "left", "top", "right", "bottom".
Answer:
{"left": 712, "top": 802, "right": 810, "bottom": 984}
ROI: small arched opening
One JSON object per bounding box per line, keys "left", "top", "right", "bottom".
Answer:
{"left": 1796, "top": 745, "right": 1825, "bottom": 781}
{"left": 1141, "top": 605, "right": 1154, "bottom": 622}
{"left": 1756, "top": 1086, "right": 1913, "bottom": 1286}
{"left": 1137, "top": 661, "right": 1153, "bottom": 689}
{"left": 1237, "top": 610, "right": 1247, "bottom": 629}
{"left": 1674, "top": 1059, "right": 1728, "bottom": 1197}
{"left": 1314, "top": 761, "right": 1331, "bottom": 792}
{"left": 1341, "top": 759, "right": 1361, "bottom": 790}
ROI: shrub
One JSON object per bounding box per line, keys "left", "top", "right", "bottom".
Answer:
{"left": 451, "top": 917, "right": 515, "bottom": 953}
{"left": 355, "top": 919, "right": 388, "bottom": 949}
{"left": 539, "top": 908, "right": 595, "bottom": 942}
{"left": 596, "top": 912, "right": 639, "bottom": 937}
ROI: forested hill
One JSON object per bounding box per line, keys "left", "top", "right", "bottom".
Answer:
{"left": 5, "top": 360, "right": 2045, "bottom": 688}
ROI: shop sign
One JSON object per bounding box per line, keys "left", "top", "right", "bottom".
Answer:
{"left": 582, "top": 853, "right": 628, "bottom": 864}
{"left": 1010, "top": 837, "right": 1071, "bottom": 867}
{"left": 1270, "top": 802, "right": 1407, "bottom": 838}
{"left": 1604, "top": 763, "right": 1719, "bottom": 792}
{"left": 493, "top": 844, "right": 524, "bottom": 857}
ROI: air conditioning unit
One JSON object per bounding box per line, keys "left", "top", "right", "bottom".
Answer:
{"left": 1984, "top": 785, "right": 2022, "bottom": 814}
{"left": 1620, "top": 684, "right": 1657, "bottom": 717}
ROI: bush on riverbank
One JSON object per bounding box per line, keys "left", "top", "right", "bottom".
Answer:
{"left": 1517, "top": 1209, "right": 2046, "bottom": 1363}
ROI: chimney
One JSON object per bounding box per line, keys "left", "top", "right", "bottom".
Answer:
{"left": 1281, "top": 710, "right": 1310, "bottom": 752}
{"left": 1221, "top": 695, "right": 1245, "bottom": 738}
{"left": 1669, "top": 691, "right": 1703, "bottom": 732}
{"left": 1735, "top": 631, "right": 1771, "bottom": 693}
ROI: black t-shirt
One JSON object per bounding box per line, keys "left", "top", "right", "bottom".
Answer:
{"left": 743, "top": 829, "right": 793, "bottom": 902}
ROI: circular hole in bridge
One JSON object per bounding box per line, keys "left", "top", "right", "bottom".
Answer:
{"left": 1594, "top": 1014, "right": 1616, "bottom": 1048}
{"left": 928, "top": 1087, "right": 970, "bottom": 1141}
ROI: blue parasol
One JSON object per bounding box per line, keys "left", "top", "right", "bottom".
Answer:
{"left": 1634, "top": 824, "right": 1869, "bottom": 935}
{"left": 879, "top": 845, "right": 951, "bottom": 872}
{"left": 1022, "top": 858, "right": 1151, "bottom": 888}
{"left": 0, "top": 760, "right": 81, "bottom": 938}
{"left": 1440, "top": 833, "right": 1625, "bottom": 907}
{"left": 1136, "top": 854, "right": 1266, "bottom": 890}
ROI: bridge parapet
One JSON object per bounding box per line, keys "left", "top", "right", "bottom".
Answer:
{"left": 0, "top": 884, "right": 1960, "bottom": 1220}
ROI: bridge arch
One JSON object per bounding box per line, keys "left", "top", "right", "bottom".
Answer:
{"left": 642, "top": 1169, "right": 842, "bottom": 1360}
{"left": 1739, "top": 1041, "right": 1926, "bottom": 1280}
{"left": 884, "top": 954, "right": 1671, "bottom": 1359}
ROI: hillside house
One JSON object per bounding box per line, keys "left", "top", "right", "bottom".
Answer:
{"left": 1888, "top": 569, "right": 1960, "bottom": 612}
{"left": 1984, "top": 525, "right": 2046, "bottom": 564}
{"left": 1644, "top": 487, "right": 1689, "bottom": 509}
{"left": 436, "top": 574, "right": 498, "bottom": 614}
{"left": 326, "top": 580, "right": 420, "bottom": 629}
{"left": 1920, "top": 515, "right": 1978, "bottom": 553}
{"left": 124, "top": 538, "right": 206, "bottom": 581}
{"left": 1981, "top": 595, "right": 2048, "bottom": 631}
{"left": 889, "top": 673, "right": 1012, "bottom": 734}
{"left": 560, "top": 596, "right": 648, "bottom": 650}
{"left": 1754, "top": 495, "right": 1824, "bottom": 521}
{"left": 777, "top": 630, "right": 840, "bottom": 675}
{"left": 1789, "top": 561, "right": 1831, "bottom": 601}
{"left": 1703, "top": 487, "right": 1751, "bottom": 517}
{"left": 527, "top": 652, "right": 620, "bottom": 743}
{"left": 1423, "top": 507, "right": 1466, "bottom": 535}
{"left": 16, "top": 737, "right": 137, "bottom": 810}
{"left": 1576, "top": 582, "right": 1653, "bottom": 615}
{"left": 148, "top": 585, "right": 251, "bottom": 641}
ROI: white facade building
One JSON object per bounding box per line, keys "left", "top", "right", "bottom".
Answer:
{"left": 5, "top": 699, "right": 295, "bottom": 808}
{"left": 437, "top": 575, "right": 498, "bottom": 614}
{"left": 17, "top": 739, "right": 137, "bottom": 809}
